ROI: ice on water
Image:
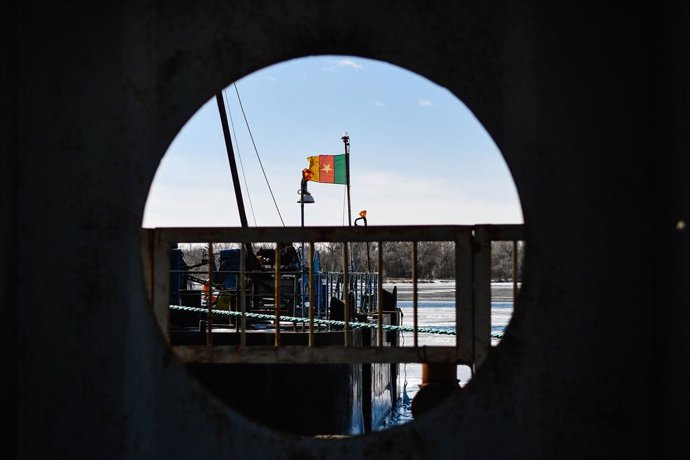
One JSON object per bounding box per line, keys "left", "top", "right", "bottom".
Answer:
{"left": 377, "top": 281, "right": 517, "bottom": 430}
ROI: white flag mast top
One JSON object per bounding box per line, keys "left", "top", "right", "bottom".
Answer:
{"left": 342, "top": 133, "right": 352, "bottom": 227}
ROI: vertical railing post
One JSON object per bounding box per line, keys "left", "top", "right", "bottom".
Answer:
{"left": 274, "top": 244, "right": 281, "bottom": 347}
{"left": 153, "top": 232, "right": 170, "bottom": 343}
{"left": 240, "top": 243, "right": 246, "bottom": 348}
{"left": 457, "top": 230, "right": 473, "bottom": 363}
{"left": 412, "top": 241, "right": 419, "bottom": 349}
{"left": 308, "top": 242, "right": 315, "bottom": 347}
{"left": 512, "top": 240, "right": 518, "bottom": 304}
{"left": 472, "top": 226, "right": 492, "bottom": 369}
{"left": 377, "top": 241, "right": 383, "bottom": 347}
{"left": 343, "top": 242, "right": 350, "bottom": 347}
{"left": 206, "top": 243, "right": 214, "bottom": 347}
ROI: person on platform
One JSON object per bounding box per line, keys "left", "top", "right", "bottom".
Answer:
{"left": 277, "top": 242, "right": 299, "bottom": 270}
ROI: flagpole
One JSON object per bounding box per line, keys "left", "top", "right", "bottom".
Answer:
{"left": 342, "top": 133, "right": 355, "bottom": 278}
{"left": 342, "top": 133, "right": 351, "bottom": 227}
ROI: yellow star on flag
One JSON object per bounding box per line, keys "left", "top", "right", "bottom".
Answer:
{"left": 321, "top": 163, "right": 332, "bottom": 174}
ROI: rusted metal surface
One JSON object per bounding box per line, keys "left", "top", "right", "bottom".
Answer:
{"left": 173, "top": 345, "right": 467, "bottom": 365}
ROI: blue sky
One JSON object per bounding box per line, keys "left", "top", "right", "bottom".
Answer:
{"left": 142, "top": 55, "right": 523, "bottom": 228}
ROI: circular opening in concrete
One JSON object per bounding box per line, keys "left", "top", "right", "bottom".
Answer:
{"left": 143, "top": 55, "right": 524, "bottom": 436}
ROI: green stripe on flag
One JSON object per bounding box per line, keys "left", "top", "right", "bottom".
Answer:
{"left": 334, "top": 154, "right": 347, "bottom": 184}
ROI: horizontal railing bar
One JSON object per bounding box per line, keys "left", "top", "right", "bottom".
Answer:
{"left": 150, "top": 224, "right": 524, "bottom": 244}
{"left": 172, "top": 345, "right": 467, "bottom": 365}
{"left": 487, "top": 224, "right": 525, "bottom": 241}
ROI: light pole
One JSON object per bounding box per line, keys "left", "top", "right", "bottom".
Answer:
{"left": 298, "top": 169, "right": 315, "bottom": 321}
{"left": 354, "top": 210, "right": 373, "bottom": 313}
{"left": 354, "top": 210, "right": 371, "bottom": 272}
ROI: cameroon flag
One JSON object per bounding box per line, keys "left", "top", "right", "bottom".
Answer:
{"left": 307, "top": 154, "right": 347, "bottom": 184}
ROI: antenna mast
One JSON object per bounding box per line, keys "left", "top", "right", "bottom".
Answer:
{"left": 216, "top": 92, "right": 248, "bottom": 227}
{"left": 342, "top": 133, "right": 352, "bottom": 227}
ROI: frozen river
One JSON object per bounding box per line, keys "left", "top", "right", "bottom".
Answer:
{"left": 378, "top": 281, "right": 518, "bottom": 430}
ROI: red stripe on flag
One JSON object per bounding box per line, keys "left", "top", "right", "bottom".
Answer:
{"left": 318, "top": 155, "right": 335, "bottom": 183}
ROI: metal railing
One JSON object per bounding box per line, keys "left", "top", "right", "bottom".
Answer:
{"left": 145, "top": 224, "right": 524, "bottom": 368}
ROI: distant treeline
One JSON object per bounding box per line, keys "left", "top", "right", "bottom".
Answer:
{"left": 178, "top": 240, "right": 524, "bottom": 282}
{"left": 315, "top": 241, "right": 524, "bottom": 282}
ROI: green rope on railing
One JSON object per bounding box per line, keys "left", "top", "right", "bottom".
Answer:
{"left": 169, "top": 304, "right": 505, "bottom": 339}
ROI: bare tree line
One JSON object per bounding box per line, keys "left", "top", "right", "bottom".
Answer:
{"left": 315, "top": 241, "right": 524, "bottom": 282}
{"left": 178, "top": 241, "right": 524, "bottom": 282}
